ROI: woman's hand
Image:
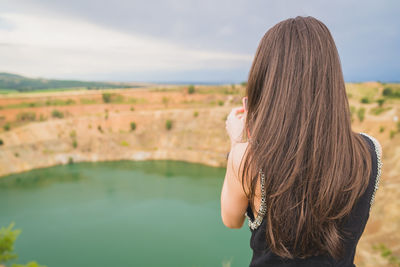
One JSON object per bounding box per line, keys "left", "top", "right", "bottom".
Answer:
{"left": 225, "top": 107, "right": 246, "bottom": 147}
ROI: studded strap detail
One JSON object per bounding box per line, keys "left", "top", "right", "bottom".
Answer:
{"left": 245, "top": 168, "right": 267, "bottom": 230}
{"left": 360, "top": 132, "right": 383, "bottom": 212}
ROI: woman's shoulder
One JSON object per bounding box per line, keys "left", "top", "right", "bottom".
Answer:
{"left": 359, "top": 132, "right": 383, "bottom": 157}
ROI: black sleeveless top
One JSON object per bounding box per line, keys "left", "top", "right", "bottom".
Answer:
{"left": 245, "top": 133, "right": 382, "bottom": 267}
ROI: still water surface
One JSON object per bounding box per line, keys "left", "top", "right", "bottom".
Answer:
{"left": 0, "top": 160, "right": 251, "bottom": 267}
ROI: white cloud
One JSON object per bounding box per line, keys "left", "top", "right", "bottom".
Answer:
{"left": 0, "top": 13, "right": 252, "bottom": 79}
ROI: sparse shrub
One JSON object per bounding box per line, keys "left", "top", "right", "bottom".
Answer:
{"left": 188, "top": 85, "right": 195, "bottom": 94}
{"left": 382, "top": 87, "right": 393, "bottom": 97}
{"left": 372, "top": 243, "right": 400, "bottom": 265}
{"left": 51, "top": 109, "right": 64, "bottom": 118}
{"left": 397, "top": 121, "right": 400, "bottom": 133}
{"left": 357, "top": 107, "right": 365, "bottom": 122}
{"left": 97, "top": 125, "right": 103, "bottom": 133}
{"left": 130, "top": 106, "right": 135, "bottom": 111}
{"left": 66, "top": 99, "right": 75, "bottom": 105}
{"left": 70, "top": 130, "right": 76, "bottom": 138}
{"left": 382, "top": 87, "right": 400, "bottom": 98}
{"left": 193, "top": 111, "right": 199, "bottom": 117}
{"left": 162, "top": 97, "right": 169, "bottom": 106}
{"left": 16, "top": 112, "right": 36, "bottom": 122}
{"left": 218, "top": 100, "right": 224, "bottom": 106}
{"left": 349, "top": 106, "right": 356, "bottom": 122}
{"left": 14, "top": 152, "right": 19, "bottom": 157}
{"left": 390, "top": 130, "right": 396, "bottom": 139}
{"left": 0, "top": 138, "right": 3, "bottom": 145}
{"left": 68, "top": 157, "right": 74, "bottom": 164}
{"left": 360, "top": 97, "right": 370, "bottom": 104}
{"left": 69, "top": 129, "right": 78, "bottom": 148}
{"left": 376, "top": 98, "right": 385, "bottom": 107}
{"left": 0, "top": 222, "right": 46, "bottom": 267}
{"left": 133, "top": 97, "right": 148, "bottom": 104}
{"left": 379, "top": 126, "right": 385, "bottom": 133}
{"left": 130, "top": 122, "right": 136, "bottom": 131}
{"left": 102, "top": 92, "right": 124, "bottom": 103}
{"left": 223, "top": 86, "right": 240, "bottom": 95}
{"left": 120, "top": 140, "right": 129, "bottom": 147}
{"left": 114, "top": 94, "right": 124, "bottom": 103}
{"left": 166, "top": 119, "right": 173, "bottom": 130}
{"left": 0, "top": 222, "right": 20, "bottom": 263}
{"left": 3, "top": 122, "right": 10, "bottom": 131}
{"left": 370, "top": 107, "right": 391, "bottom": 116}
{"left": 102, "top": 92, "right": 112, "bottom": 103}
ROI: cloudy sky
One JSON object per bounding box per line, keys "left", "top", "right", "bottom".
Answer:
{"left": 0, "top": 0, "right": 399, "bottom": 83}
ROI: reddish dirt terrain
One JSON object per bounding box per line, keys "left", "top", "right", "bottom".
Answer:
{"left": 0, "top": 83, "right": 399, "bottom": 266}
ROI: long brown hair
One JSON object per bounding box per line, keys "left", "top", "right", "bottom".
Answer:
{"left": 240, "top": 16, "right": 372, "bottom": 260}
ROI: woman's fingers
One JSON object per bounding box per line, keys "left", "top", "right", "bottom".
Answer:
{"left": 228, "top": 107, "right": 244, "bottom": 119}
{"left": 236, "top": 107, "right": 245, "bottom": 114}
{"left": 233, "top": 107, "right": 244, "bottom": 114}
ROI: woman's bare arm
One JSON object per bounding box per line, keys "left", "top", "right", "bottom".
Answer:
{"left": 220, "top": 142, "right": 249, "bottom": 229}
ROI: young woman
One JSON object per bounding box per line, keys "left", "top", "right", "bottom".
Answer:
{"left": 221, "top": 16, "right": 383, "bottom": 266}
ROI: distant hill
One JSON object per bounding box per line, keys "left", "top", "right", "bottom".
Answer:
{"left": 0, "top": 72, "right": 137, "bottom": 92}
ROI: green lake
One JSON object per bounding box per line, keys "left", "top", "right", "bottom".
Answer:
{"left": 0, "top": 160, "right": 251, "bottom": 267}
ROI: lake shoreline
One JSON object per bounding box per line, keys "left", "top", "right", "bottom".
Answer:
{"left": 0, "top": 149, "right": 228, "bottom": 178}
